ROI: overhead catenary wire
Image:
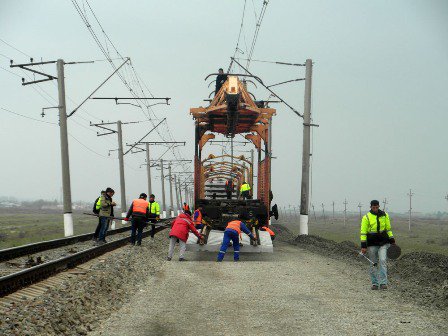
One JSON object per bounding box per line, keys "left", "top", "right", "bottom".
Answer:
{"left": 68, "top": 2, "right": 194, "bottom": 179}
{"left": 245, "top": 0, "right": 269, "bottom": 71}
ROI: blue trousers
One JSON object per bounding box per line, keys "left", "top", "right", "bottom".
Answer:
{"left": 217, "top": 230, "right": 240, "bottom": 261}
{"left": 98, "top": 216, "right": 110, "bottom": 242}
{"left": 368, "top": 244, "right": 390, "bottom": 285}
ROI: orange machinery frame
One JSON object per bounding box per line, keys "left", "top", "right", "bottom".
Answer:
{"left": 190, "top": 76, "right": 275, "bottom": 219}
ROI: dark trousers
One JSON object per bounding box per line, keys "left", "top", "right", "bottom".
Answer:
{"left": 93, "top": 217, "right": 101, "bottom": 239}
{"left": 148, "top": 214, "right": 157, "bottom": 238}
{"left": 241, "top": 190, "right": 250, "bottom": 200}
{"left": 98, "top": 216, "right": 110, "bottom": 242}
{"left": 226, "top": 190, "right": 232, "bottom": 199}
{"left": 131, "top": 217, "right": 145, "bottom": 245}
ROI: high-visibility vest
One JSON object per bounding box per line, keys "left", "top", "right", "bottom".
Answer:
{"left": 148, "top": 201, "right": 160, "bottom": 215}
{"left": 226, "top": 220, "right": 241, "bottom": 234}
{"left": 193, "top": 209, "right": 202, "bottom": 225}
{"left": 95, "top": 196, "right": 101, "bottom": 210}
{"left": 240, "top": 183, "right": 251, "bottom": 193}
{"left": 360, "top": 211, "right": 393, "bottom": 242}
{"left": 183, "top": 204, "right": 190, "bottom": 211}
{"left": 261, "top": 226, "right": 275, "bottom": 237}
{"left": 133, "top": 198, "right": 149, "bottom": 215}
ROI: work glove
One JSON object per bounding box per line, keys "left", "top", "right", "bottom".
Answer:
{"left": 124, "top": 218, "right": 129, "bottom": 221}
{"left": 389, "top": 238, "right": 396, "bottom": 245}
{"left": 361, "top": 248, "right": 367, "bottom": 255}
{"left": 156, "top": 216, "right": 160, "bottom": 221}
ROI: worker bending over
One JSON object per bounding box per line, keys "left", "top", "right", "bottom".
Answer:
{"left": 360, "top": 200, "right": 396, "bottom": 290}
{"left": 167, "top": 213, "right": 203, "bottom": 261}
{"left": 125, "top": 193, "right": 150, "bottom": 246}
{"left": 148, "top": 194, "right": 160, "bottom": 240}
{"left": 217, "top": 219, "right": 256, "bottom": 262}
{"left": 240, "top": 181, "right": 251, "bottom": 200}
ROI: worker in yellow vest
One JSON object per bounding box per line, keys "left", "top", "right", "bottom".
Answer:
{"left": 360, "top": 200, "right": 396, "bottom": 290}
{"left": 240, "top": 181, "right": 251, "bottom": 200}
{"left": 148, "top": 194, "right": 161, "bottom": 239}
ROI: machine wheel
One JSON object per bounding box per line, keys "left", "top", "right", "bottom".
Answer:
{"left": 200, "top": 226, "right": 212, "bottom": 245}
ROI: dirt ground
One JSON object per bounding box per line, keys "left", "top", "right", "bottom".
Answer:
{"left": 89, "top": 227, "right": 447, "bottom": 336}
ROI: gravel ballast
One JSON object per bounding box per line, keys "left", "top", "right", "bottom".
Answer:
{"left": 1, "top": 226, "right": 446, "bottom": 335}
{"left": 0, "top": 233, "right": 168, "bottom": 336}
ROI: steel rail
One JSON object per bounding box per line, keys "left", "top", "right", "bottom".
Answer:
{"left": 0, "top": 220, "right": 171, "bottom": 297}
{"left": 0, "top": 225, "right": 132, "bottom": 263}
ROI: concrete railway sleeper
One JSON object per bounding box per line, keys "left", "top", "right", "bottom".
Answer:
{"left": 0, "top": 219, "right": 171, "bottom": 297}
{"left": 0, "top": 224, "right": 132, "bottom": 263}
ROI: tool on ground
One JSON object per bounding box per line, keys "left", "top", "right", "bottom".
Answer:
{"left": 83, "top": 212, "right": 171, "bottom": 228}
{"left": 359, "top": 252, "right": 377, "bottom": 266}
{"left": 387, "top": 244, "right": 401, "bottom": 260}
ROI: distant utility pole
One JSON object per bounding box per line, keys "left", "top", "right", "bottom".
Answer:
{"left": 174, "top": 174, "right": 180, "bottom": 214}
{"left": 10, "top": 58, "right": 75, "bottom": 236}
{"left": 91, "top": 120, "right": 141, "bottom": 218}
{"left": 299, "top": 59, "right": 317, "bottom": 235}
{"left": 168, "top": 165, "right": 174, "bottom": 217}
{"left": 160, "top": 159, "right": 166, "bottom": 218}
{"left": 128, "top": 140, "right": 186, "bottom": 197}
{"left": 358, "top": 202, "right": 362, "bottom": 221}
{"left": 343, "top": 199, "right": 348, "bottom": 226}
{"left": 311, "top": 204, "right": 317, "bottom": 223}
{"left": 321, "top": 203, "right": 326, "bottom": 224}
{"left": 445, "top": 194, "right": 448, "bottom": 210}
{"left": 408, "top": 189, "right": 414, "bottom": 231}
{"left": 382, "top": 198, "right": 388, "bottom": 212}
{"left": 332, "top": 201, "right": 335, "bottom": 224}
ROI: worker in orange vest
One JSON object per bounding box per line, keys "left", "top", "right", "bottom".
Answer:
{"left": 217, "top": 219, "right": 256, "bottom": 262}
{"left": 182, "top": 203, "right": 190, "bottom": 211}
{"left": 124, "top": 193, "right": 150, "bottom": 246}
{"left": 260, "top": 226, "right": 275, "bottom": 241}
{"left": 193, "top": 206, "right": 204, "bottom": 229}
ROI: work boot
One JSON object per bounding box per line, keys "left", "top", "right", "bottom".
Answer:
{"left": 380, "top": 284, "right": 388, "bottom": 290}
{"left": 179, "top": 257, "right": 186, "bottom": 262}
{"left": 371, "top": 285, "right": 379, "bottom": 290}
{"left": 167, "top": 257, "right": 172, "bottom": 261}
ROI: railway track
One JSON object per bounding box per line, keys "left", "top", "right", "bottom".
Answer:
{"left": 0, "top": 223, "right": 133, "bottom": 263}
{"left": 0, "top": 219, "right": 171, "bottom": 298}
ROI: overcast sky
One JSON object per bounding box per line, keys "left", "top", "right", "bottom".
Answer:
{"left": 1, "top": 0, "right": 447, "bottom": 213}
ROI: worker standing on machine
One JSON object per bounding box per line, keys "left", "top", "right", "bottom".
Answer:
{"left": 360, "top": 200, "right": 396, "bottom": 290}
{"left": 124, "top": 193, "right": 150, "bottom": 246}
{"left": 240, "top": 181, "right": 251, "bottom": 200}
{"left": 225, "top": 179, "right": 234, "bottom": 199}
{"left": 193, "top": 206, "right": 204, "bottom": 229}
{"left": 215, "top": 68, "right": 228, "bottom": 95}
{"left": 217, "top": 219, "right": 256, "bottom": 262}
{"left": 148, "top": 194, "right": 160, "bottom": 240}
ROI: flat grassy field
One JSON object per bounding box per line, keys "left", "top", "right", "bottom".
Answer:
{"left": 278, "top": 213, "right": 448, "bottom": 256}
{"left": 0, "top": 209, "right": 102, "bottom": 249}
